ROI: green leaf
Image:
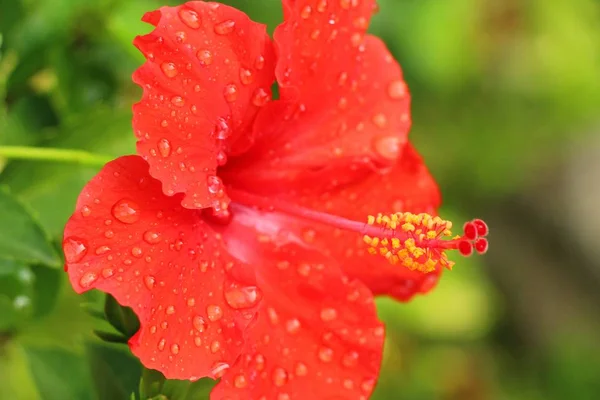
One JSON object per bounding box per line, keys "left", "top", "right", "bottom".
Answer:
{"left": 87, "top": 341, "right": 142, "bottom": 400}
{"left": 24, "top": 346, "right": 94, "bottom": 400}
{"left": 104, "top": 294, "right": 140, "bottom": 338}
{"left": 93, "top": 330, "right": 129, "bottom": 344}
{"left": 0, "top": 186, "right": 60, "bottom": 267}
{"left": 140, "top": 368, "right": 215, "bottom": 400}
{"left": 0, "top": 258, "right": 35, "bottom": 331}
{"left": 31, "top": 264, "right": 62, "bottom": 318}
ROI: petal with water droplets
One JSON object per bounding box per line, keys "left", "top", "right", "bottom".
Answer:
{"left": 63, "top": 156, "right": 259, "bottom": 379}
{"left": 133, "top": 3, "right": 275, "bottom": 210}
{"left": 211, "top": 206, "right": 384, "bottom": 399}
{"left": 229, "top": 0, "right": 411, "bottom": 191}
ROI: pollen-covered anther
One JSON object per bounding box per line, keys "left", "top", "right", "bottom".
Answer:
{"left": 362, "top": 212, "right": 489, "bottom": 274}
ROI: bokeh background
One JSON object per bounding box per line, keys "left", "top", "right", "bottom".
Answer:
{"left": 1, "top": 0, "right": 600, "bottom": 399}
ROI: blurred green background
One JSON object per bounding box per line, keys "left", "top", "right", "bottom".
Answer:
{"left": 1, "top": 0, "right": 600, "bottom": 399}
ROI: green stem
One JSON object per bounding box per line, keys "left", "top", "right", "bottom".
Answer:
{"left": 0, "top": 146, "right": 112, "bottom": 167}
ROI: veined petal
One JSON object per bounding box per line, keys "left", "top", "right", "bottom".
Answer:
{"left": 211, "top": 206, "right": 384, "bottom": 399}
{"left": 133, "top": 2, "right": 275, "bottom": 210}
{"left": 63, "top": 156, "right": 259, "bottom": 379}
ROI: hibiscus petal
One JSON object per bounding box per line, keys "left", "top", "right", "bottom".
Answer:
{"left": 132, "top": 2, "right": 275, "bottom": 210}
{"left": 295, "top": 143, "right": 444, "bottom": 301}
{"left": 228, "top": 0, "right": 409, "bottom": 188}
{"left": 211, "top": 206, "right": 384, "bottom": 399}
{"left": 63, "top": 156, "right": 258, "bottom": 379}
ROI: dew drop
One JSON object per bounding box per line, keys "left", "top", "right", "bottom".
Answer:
{"left": 224, "top": 282, "right": 262, "bottom": 309}
{"left": 143, "top": 230, "right": 162, "bottom": 245}
{"left": 157, "top": 138, "right": 172, "bottom": 157}
{"left": 372, "top": 113, "right": 388, "bottom": 129}
{"left": 206, "top": 304, "right": 223, "bottom": 321}
{"left": 111, "top": 199, "right": 140, "bottom": 224}
{"left": 216, "top": 150, "right": 228, "bottom": 166}
{"left": 144, "top": 275, "right": 156, "bottom": 290}
{"left": 166, "top": 305, "right": 175, "bottom": 315}
{"left": 320, "top": 307, "right": 338, "bottom": 322}
{"left": 194, "top": 336, "right": 202, "bottom": 346}
{"left": 210, "top": 340, "right": 221, "bottom": 353}
{"left": 372, "top": 135, "right": 401, "bottom": 160}
{"left": 300, "top": 5, "right": 312, "bottom": 19}
{"left": 197, "top": 49, "right": 213, "bottom": 65}
{"left": 179, "top": 8, "right": 200, "bottom": 28}
{"left": 318, "top": 346, "right": 334, "bottom": 363}
{"left": 206, "top": 175, "right": 223, "bottom": 194}
{"left": 317, "top": 0, "right": 328, "bottom": 12}
{"left": 295, "top": 362, "right": 308, "bottom": 376}
{"left": 193, "top": 315, "right": 207, "bottom": 332}
{"left": 158, "top": 338, "right": 166, "bottom": 351}
{"left": 252, "top": 87, "right": 269, "bottom": 107}
{"left": 361, "top": 379, "right": 375, "bottom": 394}
{"left": 171, "top": 96, "right": 185, "bottom": 107}
{"left": 285, "top": 318, "right": 301, "bottom": 334}
{"left": 297, "top": 263, "right": 311, "bottom": 277}
{"left": 234, "top": 374, "right": 248, "bottom": 388}
{"left": 214, "top": 20, "right": 235, "bottom": 35}
{"left": 255, "top": 55, "right": 265, "bottom": 70}
{"left": 211, "top": 361, "right": 229, "bottom": 378}
{"left": 271, "top": 367, "right": 288, "bottom": 387}
{"left": 187, "top": 297, "right": 196, "bottom": 307}
{"left": 388, "top": 80, "right": 407, "bottom": 99}
{"left": 80, "top": 206, "right": 91, "bottom": 217}
{"left": 104, "top": 230, "right": 114, "bottom": 239}
{"left": 131, "top": 247, "right": 143, "bottom": 258}
{"left": 63, "top": 237, "right": 88, "bottom": 263}
{"left": 343, "top": 379, "right": 355, "bottom": 390}
{"left": 239, "top": 68, "right": 254, "bottom": 85}
{"left": 161, "top": 62, "right": 178, "bottom": 78}
{"left": 170, "top": 343, "right": 180, "bottom": 355}
{"left": 95, "top": 245, "right": 111, "bottom": 255}
{"left": 214, "top": 117, "right": 231, "bottom": 140}
{"left": 342, "top": 350, "right": 359, "bottom": 368}
{"left": 79, "top": 272, "right": 98, "bottom": 288}
{"left": 223, "top": 84, "right": 238, "bottom": 102}
{"left": 101, "top": 268, "right": 114, "bottom": 278}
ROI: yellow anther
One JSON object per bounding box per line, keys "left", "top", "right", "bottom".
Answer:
{"left": 362, "top": 211, "right": 458, "bottom": 274}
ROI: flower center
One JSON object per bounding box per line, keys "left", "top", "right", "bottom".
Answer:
{"left": 226, "top": 189, "right": 489, "bottom": 274}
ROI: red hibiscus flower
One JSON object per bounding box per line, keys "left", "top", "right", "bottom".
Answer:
{"left": 62, "top": 1, "right": 489, "bottom": 398}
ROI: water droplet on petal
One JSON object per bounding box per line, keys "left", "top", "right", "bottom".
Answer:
{"left": 301, "top": 5, "right": 312, "bottom": 18}
{"left": 81, "top": 206, "right": 91, "bottom": 217}
{"left": 210, "top": 340, "right": 221, "bottom": 353}
{"left": 206, "top": 304, "right": 223, "bottom": 321}
{"left": 234, "top": 374, "right": 248, "bottom": 388}
{"left": 157, "top": 138, "right": 172, "bottom": 157}
{"left": 131, "top": 247, "right": 143, "bottom": 258}
{"left": 295, "top": 362, "right": 308, "bottom": 376}
{"left": 101, "top": 268, "right": 114, "bottom": 278}
{"left": 143, "top": 230, "right": 162, "bottom": 244}
{"left": 361, "top": 379, "right": 375, "bottom": 394}
{"left": 297, "top": 263, "right": 311, "bottom": 276}
{"left": 320, "top": 308, "right": 338, "bottom": 321}
{"left": 170, "top": 343, "right": 180, "bottom": 355}
{"left": 343, "top": 379, "right": 355, "bottom": 390}
{"left": 79, "top": 271, "right": 98, "bottom": 288}
{"left": 373, "top": 135, "right": 401, "bottom": 160}
{"left": 193, "top": 316, "right": 206, "bottom": 332}
{"left": 285, "top": 318, "right": 301, "bottom": 334}
{"left": 342, "top": 350, "right": 359, "bottom": 367}
{"left": 252, "top": 88, "right": 270, "bottom": 107}
{"left": 388, "top": 80, "right": 407, "bottom": 99}
{"left": 171, "top": 96, "right": 185, "bottom": 107}
{"left": 224, "top": 282, "right": 262, "bottom": 309}
{"left": 166, "top": 305, "right": 175, "bottom": 315}
{"left": 272, "top": 367, "right": 288, "bottom": 387}
{"left": 211, "top": 361, "right": 229, "bottom": 378}
{"left": 216, "top": 150, "right": 228, "bottom": 166}
{"left": 207, "top": 175, "right": 223, "bottom": 194}
{"left": 63, "top": 237, "right": 88, "bottom": 263}
{"left": 372, "top": 113, "right": 388, "bottom": 128}
{"left": 179, "top": 8, "right": 200, "bottom": 28}
{"left": 111, "top": 199, "right": 141, "bottom": 224}
{"left": 214, "top": 20, "right": 235, "bottom": 35}
{"left": 317, "top": 0, "right": 328, "bottom": 12}
{"left": 194, "top": 337, "right": 202, "bottom": 346}
{"left": 239, "top": 68, "right": 254, "bottom": 85}
{"left": 318, "top": 347, "right": 334, "bottom": 363}
{"left": 95, "top": 245, "right": 111, "bottom": 255}
{"left": 197, "top": 49, "right": 213, "bottom": 65}
{"left": 255, "top": 55, "right": 265, "bottom": 70}
{"left": 223, "top": 84, "right": 238, "bottom": 102}
{"left": 144, "top": 275, "right": 156, "bottom": 289}
{"left": 214, "top": 117, "right": 231, "bottom": 140}
{"left": 161, "top": 62, "right": 178, "bottom": 78}
{"left": 157, "top": 338, "right": 166, "bottom": 351}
